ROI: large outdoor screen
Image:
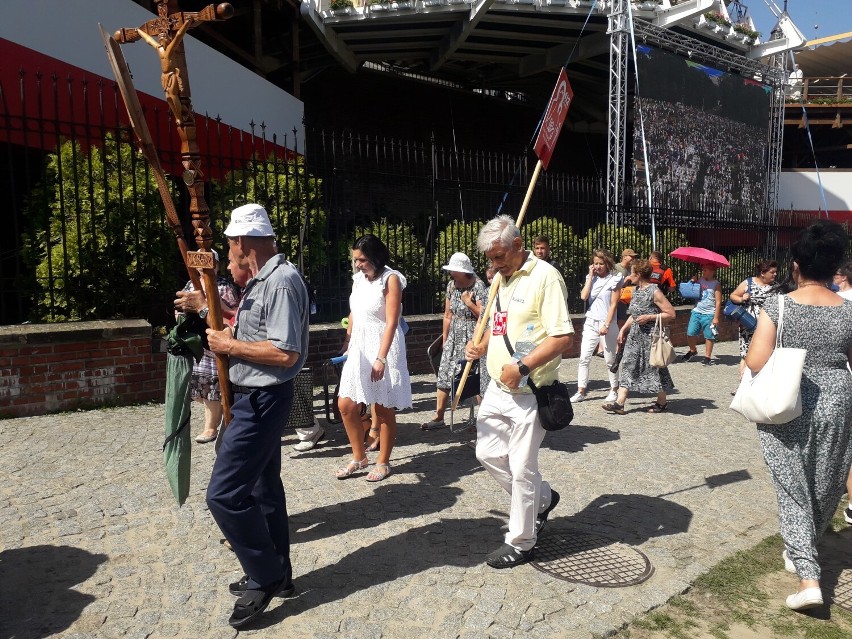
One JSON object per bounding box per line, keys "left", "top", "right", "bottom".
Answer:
{"left": 632, "top": 44, "right": 771, "bottom": 215}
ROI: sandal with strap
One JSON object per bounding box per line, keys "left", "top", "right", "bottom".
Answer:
{"left": 365, "top": 427, "right": 380, "bottom": 452}
{"left": 228, "top": 577, "right": 286, "bottom": 628}
{"left": 336, "top": 458, "right": 369, "bottom": 480}
{"left": 366, "top": 462, "right": 391, "bottom": 482}
{"left": 646, "top": 402, "right": 668, "bottom": 413}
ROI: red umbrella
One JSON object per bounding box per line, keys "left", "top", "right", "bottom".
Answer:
{"left": 669, "top": 247, "right": 730, "bottom": 268}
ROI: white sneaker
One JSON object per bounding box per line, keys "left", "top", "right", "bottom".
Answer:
{"left": 786, "top": 587, "right": 823, "bottom": 610}
{"left": 570, "top": 392, "right": 586, "bottom": 403}
{"left": 605, "top": 390, "right": 618, "bottom": 402}
{"left": 782, "top": 550, "right": 796, "bottom": 573}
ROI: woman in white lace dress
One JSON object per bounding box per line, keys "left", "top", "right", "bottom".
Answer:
{"left": 336, "top": 234, "right": 412, "bottom": 482}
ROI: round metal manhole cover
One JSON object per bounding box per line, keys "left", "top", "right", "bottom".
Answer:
{"left": 531, "top": 529, "right": 654, "bottom": 587}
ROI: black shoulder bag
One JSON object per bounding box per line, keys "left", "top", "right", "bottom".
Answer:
{"left": 495, "top": 295, "right": 573, "bottom": 431}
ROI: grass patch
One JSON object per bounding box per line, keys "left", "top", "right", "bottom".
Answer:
{"left": 614, "top": 508, "right": 852, "bottom": 639}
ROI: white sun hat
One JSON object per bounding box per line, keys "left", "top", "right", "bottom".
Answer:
{"left": 442, "top": 252, "right": 475, "bottom": 274}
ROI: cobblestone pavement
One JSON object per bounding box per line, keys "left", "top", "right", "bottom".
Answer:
{"left": 0, "top": 341, "right": 783, "bottom": 639}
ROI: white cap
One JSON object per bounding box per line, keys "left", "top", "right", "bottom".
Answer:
{"left": 442, "top": 252, "right": 475, "bottom": 275}
{"left": 224, "top": 203, "right": 274, "bottom": 238}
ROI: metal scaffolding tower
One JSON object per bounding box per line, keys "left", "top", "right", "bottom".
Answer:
{"left": 605, "top": 0, "right": 629, "bottom": 220}
{"left": 605, "top": 14, "right": 787, "bottom": 225}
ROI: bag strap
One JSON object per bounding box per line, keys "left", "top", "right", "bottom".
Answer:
{"left": 776, "top": 294, "right": 785, "bottom": 349}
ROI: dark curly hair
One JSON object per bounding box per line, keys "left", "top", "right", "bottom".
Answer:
{"left": 755, "top": 259, "right": 778, "bottom": 276}
{"left": 777, "top": 220, "right": 849, "bottom": 292}
{"left": 352, "top": 234, "right": 390, "bottom": 272}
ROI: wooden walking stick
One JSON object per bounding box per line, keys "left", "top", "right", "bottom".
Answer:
{"left": 109, "top": 1, "right": 235, "bottom": 424}
{"left": 452, "top": 70, "right": 574, "bottom": 411}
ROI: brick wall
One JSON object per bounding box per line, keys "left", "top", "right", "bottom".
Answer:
{"left": 1, "top": 306, "right": 734, "bottom": 418}
{"left": 304, "top": 305, "right": 737, "bottom": 378}
{"left": 0, "top": 320, "right": 167, "bottom": 418}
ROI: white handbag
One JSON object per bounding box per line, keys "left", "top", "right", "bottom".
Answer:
{"left": 649, "top": 314, "right": 675, "bottom": 368}
{"left": 730, "top": 295, "right": 806, "bottom": 424}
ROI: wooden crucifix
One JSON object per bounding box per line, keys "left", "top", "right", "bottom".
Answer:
{"left": 113, "top": 1, "right": 235, "bottom": 423}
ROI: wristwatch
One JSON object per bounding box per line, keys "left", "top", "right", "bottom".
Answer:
{"left": 517, "top": 361, "right": 531, "bottom": 376}
{"left": 198, "top": 307, "right": 209, "bottom": 319}
{"left": 376, "top": 356, "right": 387, "bottom": 365}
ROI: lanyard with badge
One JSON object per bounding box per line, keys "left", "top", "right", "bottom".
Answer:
{"left": 492, "top": 276, "right": 524, "bottom": 336}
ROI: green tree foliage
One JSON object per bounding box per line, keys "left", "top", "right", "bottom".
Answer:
{"left": 355, "top": 218, "right": 425, "bottom": 286}
{"left": 22, "top": 135, "right": 176, "bottom": 321}
{"left": 521, "top": 216, "right": 580, "bottom": 283}
{"left": 212, "top": 155, "right": 328, "bottom": 278}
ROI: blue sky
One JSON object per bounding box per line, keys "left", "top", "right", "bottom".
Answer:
{"left": 743, "top": 0, "right": 852, "bottom": 42}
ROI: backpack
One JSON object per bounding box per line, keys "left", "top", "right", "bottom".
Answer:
{"left": 650, "top": 264, "right": 672, "bottom": 294}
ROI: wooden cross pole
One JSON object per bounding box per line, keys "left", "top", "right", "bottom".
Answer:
{"left": 112, "top": 1, "right": 235, "bottom": 423}
{"left": 452, "top": 69, "right": 573, "bottom": 411}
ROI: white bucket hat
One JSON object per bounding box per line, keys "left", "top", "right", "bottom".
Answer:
{"left": 442, "top": 252, "right": 475, "bottom": 275}
{"left": 224, "top": 203, "right": 274, "bottom": 238}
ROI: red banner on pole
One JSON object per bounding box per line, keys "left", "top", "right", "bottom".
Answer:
{"left": 533, "top": 68, "right": 574, "bottom": 171}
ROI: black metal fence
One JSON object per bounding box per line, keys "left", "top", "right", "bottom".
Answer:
{"left": 0, "top": 67, "right": 835, "bottom": 329}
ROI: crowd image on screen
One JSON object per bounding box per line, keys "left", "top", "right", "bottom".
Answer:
{"left": 634, "top": 98, "right": 768, "bottom": 212}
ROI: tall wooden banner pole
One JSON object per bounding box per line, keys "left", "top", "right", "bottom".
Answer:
{"left": 452, "top": 68, "right": 573, "bottom": 411}
{"left": 451, "top": 160, "right": 542, "bottom": 411}
{"left": 111, "top": 1, "right": 235, "bottom": 424}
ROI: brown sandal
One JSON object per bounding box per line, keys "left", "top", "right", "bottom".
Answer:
{"left": 646, "top": 402, "right": 668, "bottom": 413}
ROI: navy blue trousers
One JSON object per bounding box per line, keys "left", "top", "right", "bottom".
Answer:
{"left": 206, "top": 381, "right": 294, "bottom": 588}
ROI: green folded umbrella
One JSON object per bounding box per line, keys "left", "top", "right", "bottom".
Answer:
{"left": 163, "top": 315, "right": 203, "bottom": 506}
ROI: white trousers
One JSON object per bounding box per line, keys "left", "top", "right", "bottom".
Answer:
{"left": 476, "top": 381, "right": 553, "bottom": 552}
{"left": 576, "top": 317, "right": 618, "bottom": 391}
{"left": 295, "top": 418, "right": 322, "bottom": 441}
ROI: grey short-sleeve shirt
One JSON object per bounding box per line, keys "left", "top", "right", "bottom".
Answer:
{"left": 230, "top": 254, "right": 309, "bottom": 387}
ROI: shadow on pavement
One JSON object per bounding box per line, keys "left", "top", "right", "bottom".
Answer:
{"left": 666, "top": 397, "right": 719, "bottom": 416}
{"left": 0, "top": 545, "right": 107, "bottom": 639}
{"left": 291, "top": 444, "right": 483, "bottom": 544}
{"left": 546, "top": 493, "right": 693, "bottom": 546}
{"left": 816, "top": 527, "right": 852, "bottom": 618}
{"left": 254, "top": 516, "right": 504, "bottom": 627}
{"left": 542, "top": 424, "right": 621, "bottom": 453}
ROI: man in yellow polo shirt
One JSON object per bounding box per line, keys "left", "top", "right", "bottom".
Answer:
{"left": 465, "top": 215, "right": 574, "bottom": 569}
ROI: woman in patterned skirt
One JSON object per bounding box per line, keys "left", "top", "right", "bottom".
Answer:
{"left": 179, "top": 250, "right": 240, "bottom": 443}
{"left": 420, "top": 252, "right": 490, "bottom": 430}
{"left": 746, "top": 221, "right": 852, "bottom": 611}
{"left": 728, "top": 259, "right": 778, "bottom": 380}
{"left": 602, "top": 259, "right": 676, "bottom": 415}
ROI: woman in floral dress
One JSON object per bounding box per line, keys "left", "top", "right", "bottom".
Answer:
{"left": 420, "top": 252, "right": 489, "bottom": 430}
{"left": 603, "top": 259, "right": 676, "bottom": 415}
{"left": 728, "top": 259, "right": 777, "bottom": 380}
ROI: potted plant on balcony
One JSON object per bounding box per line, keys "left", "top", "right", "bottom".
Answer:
{"left": 733, "top": 23, "right": 760, "bottom": 44}
{"left": 329, "top": 0, "right": 354, "bottom": 14}
{"left": 697, "top": 11, "right": 732, "bottom": 33}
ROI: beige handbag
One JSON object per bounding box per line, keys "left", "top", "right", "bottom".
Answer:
{"left": 649, "top": 314, "right": 675, "bottom": 368}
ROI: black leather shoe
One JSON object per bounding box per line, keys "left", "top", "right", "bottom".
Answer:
{"left": 486, "top": 543, "right": 534, "bottom": 569}
{"left": 229, "top": 574, "right": 296, "bottom": 598}
{"left": 535, "top": 490, "right": 560, "bottom": 535}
